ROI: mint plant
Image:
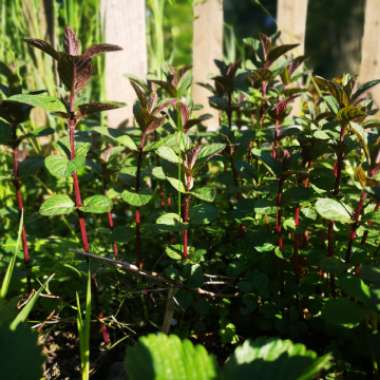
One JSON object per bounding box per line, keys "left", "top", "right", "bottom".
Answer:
{"left": 2, "top": 27, "right": 380, "bottom": 380}
{"left": 0, "top": 63, "right": 41, "bottom": 267}
{"left": 25, "top": 27, "right": 123, "bottom": 252}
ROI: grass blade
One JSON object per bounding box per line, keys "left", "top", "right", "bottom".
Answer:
{"left": 10, "top": 273, "right": 55, "bottom": 331}
{"left": 0, "top": 210, "right": 24, "bottom": 299}
{"left": 77, "top": 267, "right": 92, "bottom": 380}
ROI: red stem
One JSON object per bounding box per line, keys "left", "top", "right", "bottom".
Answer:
{"left": 226, "top": 93, "right": 240, "bottom": 196}
{"left": 272, "top": 117, "right": 281, "bottom": 159}
{"left": 182, "top": 190, "right": 191, "bottom": 259}
{"left": 135, "top": 148, "right": 144, "bottom": 268}
{"left": 275, "top": 176, "right": 285, "bottom": 251}
{"left": 135, "top": 208, "right": 141, "bottom": 267}
{"left": 361, "top": 146, "right": 380, "bottom": 245}
{"left": 68, "top": 91, "right": 89, "bottom": 252}
{"left": 97, "top": 311, "right": 110, "bottom": 345}
{"left": 107, "top": 211, "right": 118, "bottom": 257}
{"left": 327, "top": 222, "right": 335, "bottom": 257}
{"left": 12, "top": 134, "right": 30, "bottom": 265}
{"left": 333, "top": 124, "right": 346, "bottom": 196}
{"left": 327, "top": 124, "right": 346, "bottom": 257}
{"left": 346, "top": 191, "right": 367, "bottom": 262}
{"left": 259, "top": 81, "right": 267, "bottom": 129}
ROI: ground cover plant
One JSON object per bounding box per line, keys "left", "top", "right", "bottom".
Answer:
{"left": 1, "top": 14, "right": 380, "bottom": 380}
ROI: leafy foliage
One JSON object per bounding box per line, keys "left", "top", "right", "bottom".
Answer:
{"left": 1, "top": 24, "right": 380, "bottom": 380}
{"left": 124, "top": 334, "right": 331, "bottom": 380}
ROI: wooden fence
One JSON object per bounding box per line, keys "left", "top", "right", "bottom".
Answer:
{"left": 101, "top": 0, "right": 380, "bottom": 127}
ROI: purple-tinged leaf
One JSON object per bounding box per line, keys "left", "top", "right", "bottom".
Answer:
{"left": 178, "top": 102, "right": 190, "bottom": 126}
{"left": 267, "top": 44, "right": 299, "bottom": 66}
{"left": 351, "top": 79, "right": 380, "bottom": 102}
{"left": 130, "top": 79, "right": 148, "bottom": 108}
{"left": 78, "top": 102, "right": 125, "bottom": 117}
{"left": 260, "top": 33, "right": 272, "bottom": 60}
{"left": 64, "top": 27, "right": 80, "bottom": 55}
{"left": 57, "top": 55, "right": 92, "bottom": 93}
{"left": 82, "top": 44, "right": 122, "bottom": 59}
{"left": 24, "top": 38, "right": 59, "bottom": 59}
{"left": 288, "top": 56, "right": 305, "bottom": 75}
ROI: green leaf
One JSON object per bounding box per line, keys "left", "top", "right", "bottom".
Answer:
{"left": 92, "top": 127, "right": 138, "bottom": 150}
{"left": 337, "top": 276, "right": 371, "bottom": 304}
{"left": 39, "top": 194, "right": 75, "bottom": 216}
{"left": 167, "top": 177, "right": 186, "bottom": 193}
{"left": 251, "top": 148, "right": 281, "bottom": 176}
{"left": 45, "top": 155, "right": 71, "bottom": 178}
{"left": 122, "top": 190, "right": 152, "bottom": 207}
{"left": 117, "top": 135, "right": 139, "bottom": 150}
{"left": 191, "top": 204, "right": 218, "bottom": 225}
{"left": 198, "top": 143, "right": 226, "bottom": 160}
{"left": 10, "top": 274, "right": 54, "bottom": 331}
{"left": 8, "top": 94, "right": 66, "bottom": 113}
{"left": 323, "top": 95, "right": 339, "bottom": 114}
{"left": 80, "top": 195, "right": 112, "bottom": 214}
{"left": 0, "top": 210, "right": 24, "bottom": 299}
{"left": 192, "top": 187, "right": 216, "bottom": 202}
{"left": 165, "top": 245, "right": 183, "bottom": 261}
{"left": 352, "top": 79, "right": 380, "bottom": 101}
{"left": 157, "top": 146, "right": 182, "bottom": 164}
{"left": 315, "top": 198, "right": 352, "bottom": 224}
{"left": 222, "top": 338, "right": 332, "bottom": 380}
{"left": 156, "top": 213, "right": 183, "bottom": 226}
{"left": 350, "top": 122, "right": 369, "bottom": 159}
{"left": 72, "top": 142, "right": 90, "bottom": 172}
{"left": 0, "top": 120, "right": 13, "bottom": 146}
{"left": 322, "top": 298, "right": 365, "bottom": 328}
{"left": 312, "top": 130, "right": 330, "bottom": 140}
{"left": 0, "top": 325, "right": 43, "bottom": 380}
{"left": 124, "top": 333, "right": 218, "bottom": 380}
{"left": 337, "top": 105, "right": 365, "bottom": 122}
{"left": 152, "top": 166, "right": 166, "bottom": 180}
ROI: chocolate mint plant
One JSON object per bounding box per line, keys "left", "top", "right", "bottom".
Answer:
{"left": 25, "top": 27, "right": 123, "bottom": 252}
{"left": 3, "top": 25, "right": 380, "bottom": 379}
{"left": 0, "top": 63, "right": 46, "bottom": 267}
{"left": 121, "top": 79, "right": 169, "bottom": 267}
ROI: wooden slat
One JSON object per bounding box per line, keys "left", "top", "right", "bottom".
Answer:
{"left": 277, "top": 0, "right": 308, "bottom": 116}
{"left": 277, "top": 0, "right": 309, "bottom": 56}
{"left": 101, "top": 0, "right": 147, "bottom": 127}
{"left": 359, "top": 0, "right": 380, "bottom": 106}
{"left": 192, "top": 0, "right": 223, "bottom": 131}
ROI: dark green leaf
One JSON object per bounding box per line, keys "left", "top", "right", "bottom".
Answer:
{"left": 124, "top": 333, "right": 218, "bottom": 380}
{"left": 40, "top": 194, "right": 75, "bottom": 216}
{"left": 122, "top": 190, "right": 152, "bottom": 207}
{"left": 8, "top": 94, "right": 66, "bottom": 113}
{"left": 315, "top": 198, "right": 352, "bottom": 224}
{"left": 80, "top": 195, "right": 112, "bottom": 214}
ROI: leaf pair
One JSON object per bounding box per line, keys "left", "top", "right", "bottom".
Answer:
{"left": 25, "top": 27, "right": 122, "bottom": 93}
{"left": 130, "top": 78, "right": 172, "bottom": 147}
{"left": 40, "top": 194, "right": 112, "bottom": 216}
{"left": 124, "top": 333, "right": 332, "bottom": 380}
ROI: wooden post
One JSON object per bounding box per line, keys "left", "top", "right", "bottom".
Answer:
{"left": 359, "top": 0, "right": 380, "bottom": 106}
{"left": 192, "top": 0, "right": 224, "bottom": 131}
{"left": 101, "top": 0, "right": 147, "bottom": 127}
{"left": 277, "top": 0, "right": 308, "bottom": 115}
{"left": 277, "top": 0, "right": 309, "bottom": 56}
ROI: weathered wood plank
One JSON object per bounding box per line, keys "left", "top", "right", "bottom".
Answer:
{"left": 359, "top": 0, "right": 380, "bottom": 106}
{"left": 101, "top": 0, "right": 147, "bottom": 127}
{"left": 277, "top": 0, "right": 309, "bottom": 56}
{"left": 277, "top": 0, "right": 308, "bottom": 115}
{"left": 192, "top": 0, "right": 223, "bottom": 130}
